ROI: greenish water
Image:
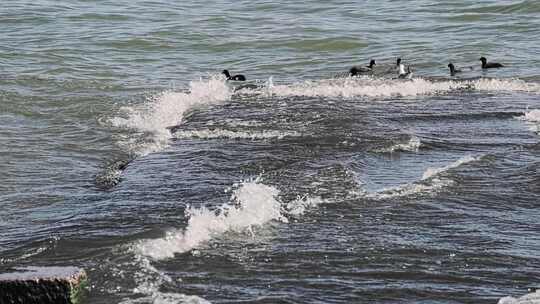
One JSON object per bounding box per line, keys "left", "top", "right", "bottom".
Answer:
{"left": 1, "top": 1, "right": 540, "bottom": 303}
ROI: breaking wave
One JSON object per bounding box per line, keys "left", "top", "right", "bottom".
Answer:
{"left": 124, "top": 179, "right": 323, "bottom": 303}
{"left": 256, "top": 77, "right": 540, "bottom": 99}
{"left": 109, "top": 76, "right": 232, "bottom": 156}
{"left": 135, "top": 179, "right": 323, "bottom": 260}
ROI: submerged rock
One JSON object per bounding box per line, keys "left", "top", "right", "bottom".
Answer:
{"left": 0, "top": 266, "right": 87, "bottom": 304}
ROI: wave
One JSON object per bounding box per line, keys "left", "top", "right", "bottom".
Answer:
{"left": 498, "top": 290, "right": 540, "bottom": 304}
{"left": 172, "top": 128, "right": 300, "bottom": 140}
{"left": 518, "top": 109, "right": 540, "bottom": 134}
{"left": 107, "top": 76, "right": 539, "bottom": 157}
{"left": 134, "top": 179, "right": 322, "bottom": 261}
{"left": 249, "top": 77, "right": 540, "bottom": 99}
{"left": 368, "top": 155, "right": 481, "bottom": 199}
{"left": 421, "top": 155, "right": 479, "bottom": 180}
{"left": 523, "top": 109, "right": 540, "bottom": 122}
{"left": 124, "top": 179, "right": 323, "bottom": 303}
{"left": 135, "top": 179, "right": 285, "bottom": 260}
{"left": 109, "top": 76, "right": 231, "bottom": 156}
{"left": 378, "top": 135, "right": 421, "bottom": 153}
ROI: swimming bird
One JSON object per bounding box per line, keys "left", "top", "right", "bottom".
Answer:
{"left": 397, "top": 58, "right": 413, "bottom": 79}
{"left": 349, "top": 59, "right": 376, "bottom": 76}
{"left": 448, "top": 63, "right": 462, "bottom": 76}
{"left": 397, "top": 58, "right": 405, "bottom": 75}
{"left": 222, "top": 69, "right": 246, "bottom": 81}
{"left": 479, "top": 57, "right": 504, "bottom": 69}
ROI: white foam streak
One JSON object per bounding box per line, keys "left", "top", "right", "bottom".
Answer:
{"left": 498, "top": 290, "right": 540, "bottom": 304}
{"left": 369, "top": 155, "right": 480, "bottom": 199}
{"left": 263, "top": 78, "right": 540, "bottom": 99}
{"left": 368, "top": 179, "right": 452, "bottom": 200}
{"left": 422, "top": 155, "right": 479, "bottom": 180}
{"left": 474, "top": 78, "right": 540, "bottom": 92}
{"left": 136, "top": 180, "right": 286, "bottom": 260}
{"left": 519, "top": 109, "right": 540, "bottom": 134}
{"left": 523, "top": 109, "right": 540, "bottom": 122}
{"left": 380, "top": 136, "right": 421, "bottom": 153}
{"left": 173, "top": 128, "right": 299, "bottom": 140}
{"left": 110, "top": 77, "right": 231, "bottom": 155}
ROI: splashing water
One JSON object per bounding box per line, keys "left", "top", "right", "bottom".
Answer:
{"left": 109, "top": 76, "right": 232, "bottom": 156}
{"left": 135, "top": 179, "right": 286, "bottom": 260}
{"left": 126, "top": 180, "right": 323, "bottom": 303}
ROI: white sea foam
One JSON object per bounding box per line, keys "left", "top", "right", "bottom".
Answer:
{"left": 368, "top": 155, "right": 480, "bottom": 199}
{"left": 498, "top": 290, "right": 540, "bottom": 304}
{"left": 367, "top": 179, "right": 453, "bottom": 200}
{"left": 116, "top": 247, "right": 211, "bottom": 304}
{"left": 135, "top": 181, "right": 324, "bottom": 260}
{"left": 173, "top": 128, "right": 300, "bottom": 140}
{"left": 523, "top": 109, "right": 540, "bottom": 122}
{"left": 110, "top": 76, "right": 231, "bottom": 156}
{"left": 126, "top": 180, "right": 323, "bottom": 303}
{"left": 519, "top": 109, "right": 540, "bottom": 134}
{"left": 261, "top": 77, "right": 540, "bottom": 99}
{"left": 422, "top": 155, "right": 479, "bottom": 180}
{"left": 379, "top": 136, "right": 421, "bottom": 153}
{"left": 136, "top": 179, "right": 286, "bottom": 260}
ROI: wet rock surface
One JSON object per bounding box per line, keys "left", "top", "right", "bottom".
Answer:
{"left": 0, "top": 267, "right": 87, "bottom": 304}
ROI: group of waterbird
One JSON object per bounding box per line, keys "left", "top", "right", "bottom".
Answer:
{"left": 349, "top": 56, "right": 504, "bottom": 78}
{"left": 222, "top": 56, "right": 504, "bottom": 82}
{"left": 349, "top": 58, "right": 414, "bottom": 78}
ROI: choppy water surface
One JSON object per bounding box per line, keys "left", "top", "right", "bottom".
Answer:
{"left": 1, "top": 1, "right": 540, "bottom": 303}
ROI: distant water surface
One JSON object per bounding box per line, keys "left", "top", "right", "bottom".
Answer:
{"left": 1, "top": 1, "right": 540, "bottom": 303}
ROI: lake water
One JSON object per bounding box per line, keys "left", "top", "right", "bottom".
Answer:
{"left": 1, "top": 1, "right": 540, "bottom": 303}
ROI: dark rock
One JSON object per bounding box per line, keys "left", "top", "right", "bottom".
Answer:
{"left": 0, "top": 266, "right": 87, "bottom": 304}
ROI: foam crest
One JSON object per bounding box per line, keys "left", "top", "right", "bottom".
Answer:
{"left": 498, "top": 290, "right": 540, "bottom": 304}
{"left": 422, "top": 155, "right": 479, "bottom": 180}
{"left": 368, "top": 179, "right": 452, "bottom": 200}
{"left": 110, "top": 76, "right": 231, "bottom": 155}
{"left": 173, "top": 128, "right": 300, "bottom": 140}
{"left": 262, "top": 78, "right": 540, "bottom": 99}
{"left": 517, "top": 109, "right": 540, "bottom": 134}
{"left": 127, "top": 184, "right": 323, "bottom": 303}
{"left": 379, "top": 136, "right": 421, "bottom": 153}
{"left": 136, "top": 179, "right": 286, "bottom": 260}
{"left": 523, "top": 109, "right": 540, "bottom": 122}
{"left": 474, "top": 78, "right": 540, "bottom": 92}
